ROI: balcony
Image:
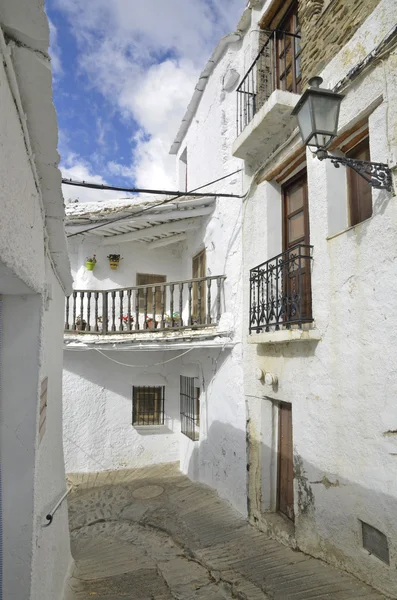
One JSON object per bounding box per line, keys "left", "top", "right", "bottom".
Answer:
{"left": 249, "top": 245, "right": 317, "bottom": 343}
{"left": 64, "top": 275, "right": 226, "bottom": 341}
{"left": 233, "top": 30, "right": 302, "bottom": 162}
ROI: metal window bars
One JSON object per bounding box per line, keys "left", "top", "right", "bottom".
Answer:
{"left": 249, "top": 244, "right": 313, "bottom": 333}
{"left": 65, "top": 275, "right": 226, "bottom": 335}
{"left": 236, "top": 29, "right": 301, "bottom": 136}
{"left": 180, "top": 376, "right": 200, "bottom": 441}
{"left": 132, "top": 386, "right": 165, "bottom": 426}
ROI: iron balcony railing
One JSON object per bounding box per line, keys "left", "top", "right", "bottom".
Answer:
{"left": 65, "top": 275, "right": 226, "bottom": 335}
{"left": 236, "top": 29, "right": 301, "bottom": 136}
{"left": 249, "top": 244, "right": 313, "bottom": 334}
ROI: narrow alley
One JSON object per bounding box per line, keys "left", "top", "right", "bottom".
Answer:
{"left": 65, "top": 464, "right": 388, "bottom": 600}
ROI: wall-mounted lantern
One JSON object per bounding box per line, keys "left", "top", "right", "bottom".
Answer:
{"left": 292, "top": 77, "right": 393, "bottom": 192}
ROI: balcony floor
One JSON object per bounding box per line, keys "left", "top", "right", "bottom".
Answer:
{"left": 64, "top": 326, "right": 234, "bottom": 350}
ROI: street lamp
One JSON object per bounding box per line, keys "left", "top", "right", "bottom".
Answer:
{"left": 292, "top": 77, "right": 392, "bottom": 191}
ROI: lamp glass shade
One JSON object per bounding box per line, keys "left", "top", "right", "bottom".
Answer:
{"left": 295, "top": 96, "right": 313, "bottom": 146}
{"left": 310, "top": 94, "right": 342, "bottom": 149}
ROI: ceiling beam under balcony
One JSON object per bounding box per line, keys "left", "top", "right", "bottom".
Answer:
{"left": 146, "top": 233, "right": 187, "bottom": 250}
{"left": 101, "top": 217, "right": 201, "bottom": 246}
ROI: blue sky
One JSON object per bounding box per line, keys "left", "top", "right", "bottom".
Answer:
{"left": 46, "top": 0, "right": 244, "bottom": 202}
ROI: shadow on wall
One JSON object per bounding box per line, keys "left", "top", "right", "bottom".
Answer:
{"left": 190, "top": 419, "right": 397, "bottom": 596}
{"left": 185, "top": 419, "right": 248, "bottom": 516}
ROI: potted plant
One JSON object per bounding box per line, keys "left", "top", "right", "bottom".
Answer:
{"left": 120, "top": 314, "right": 134, "bottom": 329}
{"left": 146, "top": 316, "right": 157, "bottom": 330}
{"left": 86, "top": 254, "right": 97, "bottom": 271}
{"left": 164, "top": 312, "right": 181, "bottom": 327}
{"left": 76, "top": 315, "right": 87, "bottom": 331}
{"left": 107, "top": 254, "right": 122, "bottom": 270}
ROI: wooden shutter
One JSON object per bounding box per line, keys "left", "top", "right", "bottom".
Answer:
{"left": 136, "top": 274, "right": 166, "bottom": 314}
{"left": 192, "top": 250, "right": 206, "bottom": 323}
{"left": 347, "top": 137, "right": 372, "bottom": 226}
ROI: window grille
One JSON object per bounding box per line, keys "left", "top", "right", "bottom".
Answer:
{"left": 132, "top": 386, "right": 165, "bottom": 426}
{"left": 180, "top": 376, "right": 200, "bottom": 441}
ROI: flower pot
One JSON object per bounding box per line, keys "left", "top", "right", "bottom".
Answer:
{"left": 76, "top": 323, "right": 86, "bottom": 331}
{"left": 146, "top": 320, "right": 155, "bottom": 329}
{"left": 86, "top": 261, "right": 96, "bottom": 271}
{"left": 109, "top": 261, "right": 119, "bottom": 270}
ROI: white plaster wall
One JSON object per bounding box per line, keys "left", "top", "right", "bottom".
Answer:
{"left": 242, "top": 1, "right": 397, "bottom": 594}
{"left": 173, "top": 34, "right": 249, "bottom": 515}
{"left": 0, "top": 42, "right": 46, "bottom": 295}
{"left": 63, "top": 349, "right": 181, "bottom": 473}
{"left": 30, "top": 262, "right": 72, "bottom": 600}
{"left": 69, "top": 237, "right": 184, "bottom": 292}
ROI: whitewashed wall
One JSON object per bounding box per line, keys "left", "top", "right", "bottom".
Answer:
{"left": 0, "top": 6, "right": 72, "bottom": 599}
{"left": 31, "top": 262, "right": 72, "bottom": 600}
{"left": 242, "top": 1, "right": 397, "bottom": 595}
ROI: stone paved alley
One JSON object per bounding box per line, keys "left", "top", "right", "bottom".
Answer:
{"left": 64, "top": 464, "right": 389, "bottom": 600}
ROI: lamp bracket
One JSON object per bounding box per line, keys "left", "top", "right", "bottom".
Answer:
{"left": 316, "top": 151, "right": 393, "bottom": 192}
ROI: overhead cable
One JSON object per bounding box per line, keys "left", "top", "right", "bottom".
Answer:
{"left": 66, "top": 169, "right": 244, "bottom": 239}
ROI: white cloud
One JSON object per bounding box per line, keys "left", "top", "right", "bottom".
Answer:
{"left": 48, "top": 19, "right": 62, "bottom": 76}
{"left": 61, "top": 154, "right": 127, "bottom": 203}
{"left": 54, "top": 0, "right": 244, "bottom": 192}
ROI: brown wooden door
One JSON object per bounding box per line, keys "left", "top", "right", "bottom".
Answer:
{"left": 276, "top": 4, "right": 301, "bottom": 94}
{"left": 282, "top": 172, "right": 312, "bottom": 324}
{"left": 192, "top": 250, "right": 206, "bottom": 324}
{"left": 277, "top": 403, "right": 294, "bottom": 521}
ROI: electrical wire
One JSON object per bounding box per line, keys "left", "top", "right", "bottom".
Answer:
{"left": 65, "top": 346, "right": 195, "bottom": 368}
{"left": 66, "top": 168, "right": 244, "bottom": 239}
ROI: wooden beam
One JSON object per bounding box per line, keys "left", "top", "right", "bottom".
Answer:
{"left": 146, "top": 233, "right": 187, "bottom": 250}
{"left": 102, "top": 217, "right": 200, "bottom": 246}
{"left": 66, "top": 205, "right": 214, "bottom": 235}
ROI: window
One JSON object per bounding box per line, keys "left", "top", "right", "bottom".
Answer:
{"left": 347, "top": 137, "right": 372, "bottom": 226}
{"left": 192, "top": 250, "right": 206, "bottom": 324}
{"left": 136, "top": 273, "right": 166, "bottom": 315}
{"left": 180, "top": 376, "right": 200, "bottom": 441}
{"left": 276, "top": 3, "right": 301, "bottom": 94}
{"left": 132, "top": 386, "right": 165, "bottom": 426}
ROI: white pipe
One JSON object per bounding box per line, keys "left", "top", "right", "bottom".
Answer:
{"left": 43, "top": 486, "right": 73, "bottom": 527}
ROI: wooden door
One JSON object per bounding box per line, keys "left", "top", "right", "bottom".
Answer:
{"left": 276, "top": 3, "right": 301, "bottom": 94}
{"left": 282, "top": 172, "right": 312, "bottom": 324}
{"left": 277, "top": 403, "right": 294, "bottom": 521}
{"left": 192, "top": 250, "right": 206, "bottom": 324}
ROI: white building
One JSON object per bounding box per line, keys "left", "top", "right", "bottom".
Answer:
{"left": 0, "top": 1, "right": 73, "bottom": 599}
{"left": 63, "top": 189, "right": 247, "bottom": 516}
{"left": 63, "top": 0, "right": 397, "bottom": 596}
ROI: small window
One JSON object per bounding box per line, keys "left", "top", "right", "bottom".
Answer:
{"left": 361, "top": 521, "right": 390, "bottom": 565}
{"left": 347, "top": 137, "right": 372, "bottom": 226}
{"left": 132, "top": 386, "right": 165, "bottom": 426}
{"left": 136, "top": 274, "right": 166, "bottom": 315}
{"left": 180, "top": 376, "right": 200, "bottom": 441}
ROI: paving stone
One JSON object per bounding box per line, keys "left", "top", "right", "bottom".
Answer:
{"left": 66, "top": 465, "right": 388, "bottom": 600}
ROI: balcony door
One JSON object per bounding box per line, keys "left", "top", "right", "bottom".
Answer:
{"left": 192, "top": 250, "right": 206, "bottom": 324}
{"left": 282, "top": 172, "right": 311, "bottom": 324}
{"left": 276, "top": 3, "right": 301, "bottom": 94}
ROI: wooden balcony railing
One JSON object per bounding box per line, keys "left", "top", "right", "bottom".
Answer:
{"left": 65, "top": 275, "right": 226, "bottom": 335}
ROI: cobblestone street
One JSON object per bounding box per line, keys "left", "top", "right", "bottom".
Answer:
{"left": 64, "top": 464, "right": 388, "bottom": 600}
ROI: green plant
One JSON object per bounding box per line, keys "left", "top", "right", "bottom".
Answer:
{"left": 107, "top": 254, "right": 121, "bottom": 262}
{"left": 86, "top": 254, "right": 96, "bottom": 263}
